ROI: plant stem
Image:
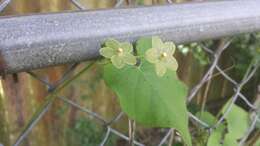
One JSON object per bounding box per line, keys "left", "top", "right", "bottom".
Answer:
{"left": 128, "top": 119, "right": 136, "bottom": 146}
{"left": 168, "top": 129, "right": 175, "bottom": 146}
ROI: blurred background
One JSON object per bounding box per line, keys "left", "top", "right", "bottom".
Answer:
{"left": 0, "top": 0, "right": 259, "bottom": 146}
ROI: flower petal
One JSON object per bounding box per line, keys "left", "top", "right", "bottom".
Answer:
{"left": 124, "top": 53, "right": 137, "bottom": 65}
{"left": 166, "top": 57, "right": 178, "bottom": 71}
{"left": 164, "top": 42, "right": 176, "bottom": 54}
{"left": 145, "top": 48, "right": 159, "bottom": 63}
{"left": 111, "top": 56, "right": 125, "bottom": 69}
{"left": 105, "top": 39, "right": 120, "bottom": 49}
{"left": 120, "top": 42, "right": 133, "bottom": 53}
{"left": 152, "top": 36, "right": 164, "bottom": 49}
{"left": 155, "top": 62, "right": 167, "bottom": 77}
{"left": 99, "top": 47, "right": 115, "bottom": 58}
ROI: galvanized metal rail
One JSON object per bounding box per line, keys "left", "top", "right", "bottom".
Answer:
{"left": 0, "top": 0, "right": 260, "bottom": 74}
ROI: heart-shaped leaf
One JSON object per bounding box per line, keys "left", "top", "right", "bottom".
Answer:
{"left": 207, "top": 101, "right": 250, "bottom": 146}
{"left": 103, "top": 37, "right": 191, "bottom": 146}
{"left": 196, "top": 111, "right": 217, "bottom": 126}
{"left": 221, "top": 101, "right": 249, "bottom": 140}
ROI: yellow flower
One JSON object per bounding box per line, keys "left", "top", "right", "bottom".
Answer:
{"left": 99, "top": 39, "right": 137, "bottom": 69}
{"left": 145, "top": 37, "right": 178, "bottom": 77}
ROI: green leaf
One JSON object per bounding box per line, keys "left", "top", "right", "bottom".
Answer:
{"left": 207, "top": 102, "right": 250, "bottom": 146}
{"left": 255, "top": 138, "right": 260, "bottom": 146}
{"left": 207, "top": 122, "right": 226, "bottom": 146}
{"left": 223, "top": 133, "right": 238, "bottom": 146}
{"left": 135, "top": 0, "right": 144, "bottom": 5}
{"left": 221, "top": 102, "right": 249, "bottom": 140}
{"left": 196, "top": 111, "right": 216, "bottom": 126}
{"left": 103, "top": 37, "right": 191, "bottom": 146}
{"left": 207, "top": 129, "right": 223, "bottom": 146}
{"left": 256, "top": 105, "right": 260, "bottom": 129}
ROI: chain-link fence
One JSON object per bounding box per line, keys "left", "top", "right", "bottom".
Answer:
{"left": 0, "top": 0, "right": 259, "bottom": 146}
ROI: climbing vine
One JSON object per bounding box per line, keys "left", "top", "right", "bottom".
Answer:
{"left": 98, "top": 36, "right": 259, "bottom": 146}
{"left": 99, "top": 36, "right": 192, "bottom": 146}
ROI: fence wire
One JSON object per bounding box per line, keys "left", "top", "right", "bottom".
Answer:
{"left": 0, "top": 0, "right": 259, "bottom": 146}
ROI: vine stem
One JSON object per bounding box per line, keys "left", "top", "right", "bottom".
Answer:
{"left": 200, "top": 74, "right": 212, "bottom": 112}
{"left": 129, "top": 119, "right": 136, "bottom": 146}
{"left": 168, "top": 129, "right": 175, "bottom": 146}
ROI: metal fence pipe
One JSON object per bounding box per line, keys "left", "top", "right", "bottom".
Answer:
{"left": 0, "top": 0, "right": 260, "bottom": 74}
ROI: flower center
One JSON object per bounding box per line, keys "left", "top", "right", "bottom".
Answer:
{"left": 160, "top": 52, "right": 168, "bottom": 59}
{"left": 117, "top": 48, "right": 124, "bottom": 54}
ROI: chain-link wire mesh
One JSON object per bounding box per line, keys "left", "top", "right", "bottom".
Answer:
{"left": 0, "top": 0, "right": 259, "bottom": 146}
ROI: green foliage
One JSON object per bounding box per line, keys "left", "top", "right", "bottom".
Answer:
{"left": 207, "top": 126, "right": 225, "bottom": 146}
{"left": 136, "top": 0, "right": 145, "bottom": 5}
{"left": 99, "top": 36, "right": 256, "bottom": 146}
{"left": 162, "top": 143, "right": 184, "bottom": 146}
{"left": 231, "top": 33, "right": 260, "bottom": 78}
{"left": 196, "top": 111, "right": 216, "bottom": 126}
{"left": 67, "top": 118, "right": 103, "bottom": 145}
{"left": 257, "top": 108, "right": 260, "bottom": 129}
{"left": 102, "top": 37, "right": 192, "bottom": 146}
{"left": 66, "top": 117, "right": 116, "bottom": 146}
{"left": 221, "top": 101, "right": 250, "bottom": 141}
{"left": 255, "top": 138, "right": 260, "bottom": 146}
{"left": 195, "top": 112, "right": 219, "bottom": 145}
{"left": 205, "top": 102, "right": 250, "bottom": 146}
{"left": 178, "top": 42, "right": 211, "bottom": 66}
{"left": 194, "top": 102, "right": 250, "bottom": 146}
